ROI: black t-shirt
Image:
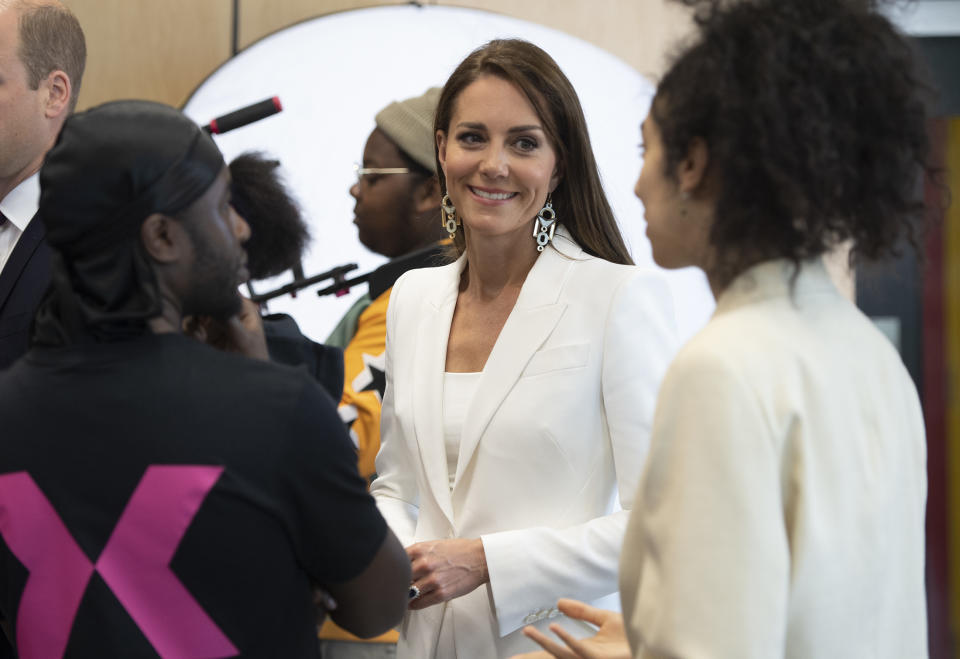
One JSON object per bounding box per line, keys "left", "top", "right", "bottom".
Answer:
{"left": 0, "top": 333, "right": 386, "bottom": 658}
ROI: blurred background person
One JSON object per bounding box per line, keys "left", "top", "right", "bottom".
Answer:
{"left": 0, "top": 0, "right": 85, "bottom": 371}
{"left": 0, "top": 5, "right": 85, "bottom": 653}
{"left": 327, "top": 87, "right": 447, "bottom": 477}
{"left": 319, "top": 86, "right": 446, "bottom": 659}
{"left": 371, "top": 40, "right": 677, "bottom": 658}
{"left": 229, "top": 150, "right": 344, "bottom": 400}
{"left": 518, "top": 0, "right": 932, "bottom": 657}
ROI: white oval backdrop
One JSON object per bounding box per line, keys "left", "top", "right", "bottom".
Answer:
{"left": 184, "top": 5, "right": 713, "bottom": 342}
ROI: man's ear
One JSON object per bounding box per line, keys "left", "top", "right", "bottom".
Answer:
{"left": 42, "top": 70, "right": 71, "bottom": 120}
{"left": 140, "top": 213, "right": 187, "bottom": 264}
{"left": 676, "top": 137, "right": 709, "bottom": 196}
{"left": 414, "top": 176, "right": 442, "bottom": 214}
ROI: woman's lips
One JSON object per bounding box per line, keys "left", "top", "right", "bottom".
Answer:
{"left": 469, "top": 185, "right": 517, "bottom": 202}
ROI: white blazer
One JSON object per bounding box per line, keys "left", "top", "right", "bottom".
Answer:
{"left": 371, "top": 230, "right": 678, "bottom": 658}
{"left": 620, "top": 259, "right": 928, "bottom": 658}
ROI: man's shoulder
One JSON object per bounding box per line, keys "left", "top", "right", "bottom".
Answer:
{"left": 176, "top": 336, "right": 321, "bottom": 398}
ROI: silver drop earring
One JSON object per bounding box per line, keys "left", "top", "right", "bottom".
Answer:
{"left": 441, "top": 193, "right": 459, "bottom": 239}
{"left": 533, "top": 194, "right": 557, "bottom": 252}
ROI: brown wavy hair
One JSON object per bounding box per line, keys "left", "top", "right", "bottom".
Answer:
{"left": 434, "top": 39, "right": 632, "bottom": 265}
{"left": 653, "top": 0, "right": 932, "bottom": 287}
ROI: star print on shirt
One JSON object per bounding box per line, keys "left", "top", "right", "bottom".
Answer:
{"left": 338, "top": 404, "right": 360, "bottom": 449}
{"left": 351, "top": 351, "right": 387, "bottom": 403}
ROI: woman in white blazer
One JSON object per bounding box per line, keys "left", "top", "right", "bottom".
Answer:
{"left": 369, "top": 39, "right": 678, "bottom": 658}
{"left": 518, "top": 1, "right": 931, "bottom": 658}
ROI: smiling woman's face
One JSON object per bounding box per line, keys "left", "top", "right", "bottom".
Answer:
{"left": 436, "top": 75, "right": 558, "bottom": 244}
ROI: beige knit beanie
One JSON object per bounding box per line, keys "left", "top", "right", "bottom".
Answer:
{"left": 375, "top": 87, "right": 442, "bottom": 174}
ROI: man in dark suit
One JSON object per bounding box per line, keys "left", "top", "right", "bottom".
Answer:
{"left": 0, "top": 0, "right": 86, "bottom": 369}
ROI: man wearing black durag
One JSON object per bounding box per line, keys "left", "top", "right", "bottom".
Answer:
{"left": 0, "top": 100, "right": 409, "bottom": 658}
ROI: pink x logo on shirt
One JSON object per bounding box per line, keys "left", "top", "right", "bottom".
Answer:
{"left": 0, "top": 465, "right": 239, "bottom": 659}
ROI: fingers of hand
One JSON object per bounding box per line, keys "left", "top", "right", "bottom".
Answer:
{"left": 313, "top": 589, "right": 338, "bottom": 611}
{"left": 523, "top": 625, "right": 579, "bottom": 659}
{"left": 236, "top": 298, "right": 264, "bottom": 332}
{"left": 409, "top": 553, "right": 433, "bottom": 581}
{"left": 547, "top": 624, "right": 591, "bottom": 656}
{"left": 407, "top": 577, "right": 449, "bottom": 610}
{"left": 406, "top": 542, "right": 427, "bottom": 562}
{"left": 556, "top": 599, "right": 607, "bottom": 627}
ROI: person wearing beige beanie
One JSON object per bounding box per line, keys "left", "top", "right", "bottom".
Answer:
{"left": 347, "top": 86, "right": 445, "bottom": 259}
{"left": 320, "top": 87, "right": 447, "bottom": 659}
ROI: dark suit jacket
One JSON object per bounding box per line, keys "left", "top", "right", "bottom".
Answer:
{"left": 262, "top": 313, "right": 345, "bottom": 401}
{"left": 0, "top": 215, "right": 50, "bottom": 370}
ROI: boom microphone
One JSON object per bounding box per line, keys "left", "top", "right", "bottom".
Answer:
{"left": 203, "top": 97, "right": 282, "bottom": 135}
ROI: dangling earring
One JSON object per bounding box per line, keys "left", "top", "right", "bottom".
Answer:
{"left": 441, "top": 193, "right": 459, "bottom": 239}
{"left": 679, "top": 190, "right": 690, "bottom": 217}
{"left": 533, "top": 193, "right": 557, "bottom": 252}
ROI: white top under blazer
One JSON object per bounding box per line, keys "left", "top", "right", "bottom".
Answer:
{"left": 371, "top": 228, "right": 679, "bottom": 658}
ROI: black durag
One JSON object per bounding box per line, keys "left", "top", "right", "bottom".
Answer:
{"left": 33, "top": 100, "right": 224, "bottom": 346}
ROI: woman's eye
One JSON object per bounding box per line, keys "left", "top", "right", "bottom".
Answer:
{"left": 515, "top": 137, "right": 538, "bottom": 151}
{"left": 457, "top": 132, "right": 483, "bottom": 145}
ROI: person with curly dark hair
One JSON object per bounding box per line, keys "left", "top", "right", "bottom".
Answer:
{"left": 228, "top": 151, "right": 310, "bottom": 281}
{"left": 226, "top": 151, "right": 344, "bottom": 400}
{"left": 516, "top": 1, "right": 931, "bottom": 657}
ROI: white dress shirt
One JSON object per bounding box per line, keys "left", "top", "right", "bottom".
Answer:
{"left": 0, "top": 173, "right": 40, "bottom": 274}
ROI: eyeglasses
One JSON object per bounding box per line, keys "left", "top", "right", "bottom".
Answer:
{"left": 353, "top": 162, "right": 411, "bottom": 184}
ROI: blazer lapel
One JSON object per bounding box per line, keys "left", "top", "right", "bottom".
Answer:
{"left": 453, "top": 235, "right": 580, "bottom": 489}
{"left": 411, "top": 257, "right": 465, "bottom": 526}
{"left": 0, "top": 214, "right": 45, "bottom": 313}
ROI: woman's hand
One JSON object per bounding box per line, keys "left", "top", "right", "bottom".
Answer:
{"left": 406, "top": 538, "right": 488, "bottom": 610}
{"left": 511, "top": 599, "right": 631, "bottom": 659}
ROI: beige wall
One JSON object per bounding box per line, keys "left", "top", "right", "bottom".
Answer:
{"left": 66, "top": 0, "right": 693, "bottom": 111}
{"left": 237, "top": 1, "right": 693, "bottom": 78}
{"left": 65, "top": 0, "right": 233, "bottom": 111}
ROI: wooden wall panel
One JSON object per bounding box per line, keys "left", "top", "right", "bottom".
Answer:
{"left": 237, "top": 0, "right": 409, "bottom": 50}
{"left": 57, "top": 1, "right": 692, "bottom": 112}
{"left": 437, "top": 0, "right": 693, "bottom": 77}
{"left": 64, "top": 0, "right": 233, "bottom": 111}
{"left": 236, "top": 0, "right": 694, "bottom": 76}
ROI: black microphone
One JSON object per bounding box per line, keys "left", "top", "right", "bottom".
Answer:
{"left": 203, "top": 97, "right": 282, "bottom": 135}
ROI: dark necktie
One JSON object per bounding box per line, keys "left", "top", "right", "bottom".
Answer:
{"left": 0, "top": 210, "right": 7, "bottom": 228}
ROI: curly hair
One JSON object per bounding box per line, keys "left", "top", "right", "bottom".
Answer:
{"left": 653, "top": 0, "right": 932, "bottom": 286}
{"left": 228, "top": 151, "right": 310, "bottom": 280}
{"left": 434, "top": 39, "right": 632, "bottom": 265}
